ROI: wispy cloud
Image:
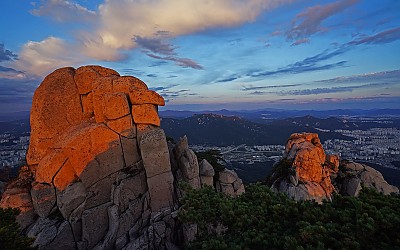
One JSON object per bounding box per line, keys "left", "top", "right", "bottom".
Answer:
{"left": 348, "top": 27, "right": 400, "bottom": 45}
{"left": 0, "top": 44, "right": 18, "bottom": 62}
{"left": 249, "top": 59, "right": 347, "bottom": 77}
{"left": 0, "top": 77, "right": 40, "bottom": 111}
{"left": 277, "top": 82, "right": 391, "bottom": 96}
{"left": 157, "top": 88, "right": 198, "bottom": 102}
{"left": 134, "top": 35, "right": 203, "bottom": 69}
{"left": 134, "top": 35, "right": 176, "bottom": 56}
{"left": 215, "top": 76, "right": 239, "bottom": 83}
{"left": 286, "top": 0, "right": 359, "bottom": 40}
{"left": 291, "top": 38, "right": 310, "bottom": 46}
{"left": 30, "top": 0, "right": 96, "bottom": 22}
{"left": 252, "top": 26, "right": 400, "bottom": 78}
{"left": 242, "top": 84, "right": 301, "bottom": 91}
{"left": 316, "top": 69, "right": 400, "bottom": 84}
{"left": 0, "top": 66, "right": 26, "bottom": 80}
{"left": 149, "top": 84, "right": 179, "bottom": 92}
{"left": 146, "top": 54, "right": 203, "bottom": 69}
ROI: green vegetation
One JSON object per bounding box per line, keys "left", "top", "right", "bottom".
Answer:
{"left": 195, "top": 150, "right": 225, "bottom": 172}
{"left": 0, "top": 208, "right": 35, "bottom": 250}
{"left": 265, "top": 159, "right": 293, "bottom": 185}
{"left": 179, "top": 184, "right": 400, "bottom": 250}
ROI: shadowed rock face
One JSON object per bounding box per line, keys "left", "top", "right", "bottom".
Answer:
{"left": 0, "top": 66, "right": 245, "bottom": 250}
{"left": 271, "top": 132, "right": 399, "bottom": 203}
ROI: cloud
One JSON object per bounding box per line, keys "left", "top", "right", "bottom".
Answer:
{"left": 277, "top": 82, "right": 391, "bottom": 96}
{"left": 30, "top": 0, "right": 96, "bottom": 22}
{"left": 250, "top": 60, "right": 347, "bottom": 77}
{"left": 18, "top": 0, "right": 292, "bottom": 75}
{"left": 250, "top": 26, "right": 400, "bottom": 78}
{"left": 216, "top": 76, "right": 239, "bottom": 83}
{"left": 0, "top": 66, "right": 26, "bottom": 80}
{"left": 316, "top": 69, "right": 400, "bottom": 84}
{"left": 134, "top": 36, "right": 176, "bottom": 56}
{"left": 94, "top": 0, "right": 291, "bottom": 53}
{"left": 146, "top": 53, "right": 203, "bottom": 69}
{"left": 13, "top": 37, "right": 83, "bottom": 76}
{"left": 150, "top": 84, "right": 179, "bottom": 92}
{"left": 291, "top": 38, "right": 310, "bottom": 46}
{"left": 248, "top": 43, "right": 355, "bottom": 78}
{"left": 249, "top": 91, "right": 266, "bottom": 95}
{"left": 0, "top": 77, "right": 40, "bottom": 111}
{"left": 242, "top": 84, "right": 301, "bottom": 90}
{"left": 286, "top": 0, "right": 359, "bottom": 40}
{"left": 348, "top": 27, "right": 400, "bottom": 45}
{"left": 156, "top": 87, "right": 198, "bottom": 102}
{"left": 134, "top": 35, "right": 203, "bottom": 69}
{"left": 0, "top": 44, "right": 17, "bottom": 62}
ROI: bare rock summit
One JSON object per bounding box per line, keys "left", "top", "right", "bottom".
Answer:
{"left": 0, "top": 65, "right": 245, "bottom": 250}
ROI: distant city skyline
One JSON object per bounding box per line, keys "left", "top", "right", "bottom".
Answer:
{"left": 0, "top": 0, "right": 399, "bottom": 112}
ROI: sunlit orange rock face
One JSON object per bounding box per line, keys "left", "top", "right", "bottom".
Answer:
{"left": 273, "top": 133, "right": 338, "bottom": 203}
{"left": 0, "top": 66, "right": 179, "bottom": 249}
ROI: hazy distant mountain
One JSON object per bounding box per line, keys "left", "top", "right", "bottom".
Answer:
{"left": 161, "top": 114, "right": 353, "bottom": 146}
{"left": 160, "top": 108, "right": 400, "bottom": 123}
{"left": 0, "top": 111, "right": 30, "bottom": 122}
{"left": 0, "top": 119, "right": 30, "bottom": 134}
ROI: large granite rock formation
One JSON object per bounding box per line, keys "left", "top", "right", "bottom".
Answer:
{"left": 270, "top": 132, "right": 398, "bottom": 203}
{"left": 0, "top": 66, "right": 244, "bottom": 250}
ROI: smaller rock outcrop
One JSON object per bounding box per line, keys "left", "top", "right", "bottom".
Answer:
{"left": 170, "top": 136, "right": 244, "bottom": 198}
{"left": 271, "top": 133, "right": 335, "bottom": 203}
{"left": 270, "top": 132, "right": 399, "bottom": 203}
{"left": 338, "top": 161, "right": 399, "bottom": 196}
{"left": 0, "top": 166, "right": 35, "bottom": 230}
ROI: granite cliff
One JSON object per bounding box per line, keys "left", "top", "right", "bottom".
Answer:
{"left": 0, "top": 66, "right": 244, "bottom": 250}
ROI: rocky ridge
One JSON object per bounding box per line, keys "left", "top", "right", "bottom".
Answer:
{"left": 0, "top": 66, "right": 244, "bottom": 250}
{"left": 270, "top": 132, "right": 399, "bottom": 202}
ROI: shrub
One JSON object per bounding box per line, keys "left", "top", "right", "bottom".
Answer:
{"left": 179, "top": 184, "right": 400, "bottom": 249}
{"left": 0, "top": 208, "right": 35, "bottom": 250}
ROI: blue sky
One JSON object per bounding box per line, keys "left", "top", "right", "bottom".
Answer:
{"left": 0, "top": 0, "right": 399, "bottom": 112}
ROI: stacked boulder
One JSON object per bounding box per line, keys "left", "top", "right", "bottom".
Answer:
{"left": 216, "top": 169, "right": 245, "bottom": 197}
{"left": 270, "top": 132, "right": 399, "bottom": 203}
{"left": 0, "top": 66, "right": 245, "bottom": 250}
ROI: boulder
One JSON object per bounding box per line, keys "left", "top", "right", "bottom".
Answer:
{"left": 219, "top": 169, "right": 238, "bottom": 184}
{"left": 30, "top": 182, "right": 56, "bottom": 218}
{"left": 139, "top": 128, "right": 172, "bottom": 178}
{"left": 27, "top": 67, "right": 84, "bottom": 165}
{"left": 82, "top": 202, "right": 112, "bottom": 249}
{"left": 199, "top": 159, "right": 215, "bottom": 177}
{"left": 56, "top": 181, "right": 86, "bottom": 218}
{"left": 103, "top": 92, "right": 131, "bottom": 120}
{"left": 342, "top": 178, "right": 362, "bottom": 197}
